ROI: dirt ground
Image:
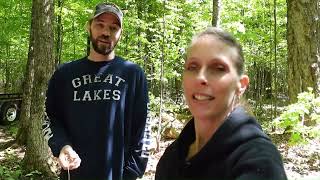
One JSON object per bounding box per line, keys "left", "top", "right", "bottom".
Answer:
{"left": 0, "top": 126, "right": 319, "bottom": 180}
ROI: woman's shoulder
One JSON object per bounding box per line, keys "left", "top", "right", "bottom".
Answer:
{"left": 229, "top": 137, "right": 287, "bottom": 179}
{"left": 160, "top": 140, "right": 179, "bottom": 159}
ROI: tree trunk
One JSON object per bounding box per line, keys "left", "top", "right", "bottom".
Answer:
{"left": 311, "top": 0, "right": 320, "bottom": 95}
{"left": 287, "top": 0, "right": 320, "bottom": 101}
{"left": 212, "top": 0, "right": 221, "bottom": 27}
{"left": 4, "top": 45, "right": 11, "bottom": 92}
{"left": 4, "top": 57, "right": 9, "bottom": 92}
{"left": 21, "top": 0, "right": 55, "bottom": 178}
{"left": 55, "top": 0, "right": 63, "bottom": 66}
{"left": 264, "top": 68, "right": 272, "bottom": 99}
{"left": 16, "top": 43, "right": 34, "bottom": 145}
{"left": 273, "top": 0, "right": 278, "bottom": 118}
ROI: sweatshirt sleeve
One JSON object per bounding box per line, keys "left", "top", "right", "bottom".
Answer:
{"left": 123, "top": 67, "right": 151, "bottom": 180}
{"left": 42, "top": 68, "right": 71, "bottom": 157}
{"left": 232, "top": 138, "right": 288, "bottom": 180}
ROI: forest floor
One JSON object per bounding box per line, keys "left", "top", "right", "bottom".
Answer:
{"left": 0, "top": 125, "right": 320, "bottom": 180}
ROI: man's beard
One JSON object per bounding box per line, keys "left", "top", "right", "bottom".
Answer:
{"left": 90, "top": 33, "right": 118, "bottom": 56}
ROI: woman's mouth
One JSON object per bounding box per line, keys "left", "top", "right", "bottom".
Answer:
{"left": 193, "top": 94, "right": 214, "bottom": 101}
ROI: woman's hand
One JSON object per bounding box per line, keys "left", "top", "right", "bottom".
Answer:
{"left": 58, "top": 145, "right": 81, "bottom": 170}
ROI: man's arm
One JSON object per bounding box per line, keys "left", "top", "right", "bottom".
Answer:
{"left": 42, "top": 69, "right": 71, "bottom": 157}
{"left": 123, "top": 68, "right": 152, "bottom": 180}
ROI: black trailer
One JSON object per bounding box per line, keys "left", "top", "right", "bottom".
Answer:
{"left": 0, "top": 93, "right": 22, "bottom": 125}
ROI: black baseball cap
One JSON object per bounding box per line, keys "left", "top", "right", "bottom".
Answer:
{"left": 91, "top": 2, "right": 123, "bottom": 27}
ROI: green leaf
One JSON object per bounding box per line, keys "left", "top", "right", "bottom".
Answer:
{"left": 0, "top": 166, "right": 4, "bottom": 176}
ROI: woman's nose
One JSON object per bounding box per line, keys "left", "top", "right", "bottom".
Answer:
{"left": 197, "top": 69, "right": 208, "bottom": 86}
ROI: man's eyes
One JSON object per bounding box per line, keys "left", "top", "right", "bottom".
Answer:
{"left": 94, "top": 23, "right": 119, "bottom": 32}
{"left": 110, "top": 26, "right": 119, "bottom": 31}
{"left": 94, "top": 23, "right": 104, "bottom": 28}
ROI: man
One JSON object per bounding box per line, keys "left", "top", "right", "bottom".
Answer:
{"left": 42, "top": 2, "right": 151, "bottom": 180}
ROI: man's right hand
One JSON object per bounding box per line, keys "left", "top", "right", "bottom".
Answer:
{"left": 58, "top": 145, "right": 81, "bottom": 170}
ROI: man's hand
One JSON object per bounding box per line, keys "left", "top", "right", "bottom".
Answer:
{"left": 58, "top": 145, "right": 81, "bottom": 170}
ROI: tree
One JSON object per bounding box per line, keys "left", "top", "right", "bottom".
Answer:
{"left": 21, "top": 0, "right": 55, "bottom": 177}
{"left": 212, "top": 0, "right": 221, "bottom": 27}
{"left": 55, "top": 0, "right": 64, "bottom": 66}
{"left": 287, "top": 0, "right": 320, "bottom": 102}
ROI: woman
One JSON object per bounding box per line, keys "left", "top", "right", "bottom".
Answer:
{"left": 155, "top": 27, "right": 287, "bottom": 180}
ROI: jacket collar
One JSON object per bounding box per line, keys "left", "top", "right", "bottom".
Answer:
{"left": 175, "top": 106, "right": 269, "bottom": 164}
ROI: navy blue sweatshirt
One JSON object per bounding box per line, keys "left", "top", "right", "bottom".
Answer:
{"left": 43, "top": 56, "right": 151, "bottom": 180}
{"left": 156, "top": 107, "right": 287, "bottom": 180}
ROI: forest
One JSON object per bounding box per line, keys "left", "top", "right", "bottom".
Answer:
{"left": 0, "top": 0, "right": 319, "bottom": 179}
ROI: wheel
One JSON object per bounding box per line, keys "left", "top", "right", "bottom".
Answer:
{"left": 0, "top": 102, "right": 19, "bottom": 125}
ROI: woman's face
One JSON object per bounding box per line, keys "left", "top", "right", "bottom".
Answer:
{"left": 183, "top": 35, "right": 246, "bottom": 121}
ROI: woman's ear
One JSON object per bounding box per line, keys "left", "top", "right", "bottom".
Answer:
{"left": 237, "top": 75, "right": 249, "bottom": 96}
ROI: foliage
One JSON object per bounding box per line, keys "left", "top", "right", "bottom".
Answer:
{"left": 6, "top": 123, "right": 19, "bottom": 137}
{"left": 272, "top": 88, "right": 320, "bottom": 145}
{"left": 1, "top": 0, "right": 319, "bottom": 178}
{"left": 0, "top": 0, "right": 31, "bottom": 93}
{"left": 0, "top": 158, "right": 56, "bottom": 180}
{"left": 0, "top": 153, "right": 22, "bottom": 180}
{"left": 220, "top": 0, "right": 287, "bottom": 101}
{"left": 0, "top": 0, "right": 290, "bottom": 119}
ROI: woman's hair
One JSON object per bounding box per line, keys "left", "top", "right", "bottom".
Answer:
{"left": 187, "top": 27, "right": 245, "bottom": 75}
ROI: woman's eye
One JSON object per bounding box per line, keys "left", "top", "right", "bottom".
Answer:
{"left": 185, "top": 64, "right": 197, "bottom": 71}
{"left": 216, "top": 65, "right": 226, "bottom": 71}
